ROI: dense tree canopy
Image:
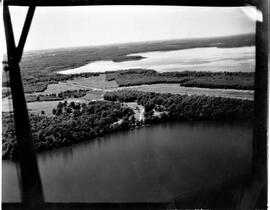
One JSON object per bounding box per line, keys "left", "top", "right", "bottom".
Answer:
{"left": 2, "top": 101, "right": 134, "bottom": 160}
{"left": 105, "top": 69, "right": 254, "bottom": 90}
{"left": 104, "top": 90, "right": 253, "bottom": 122}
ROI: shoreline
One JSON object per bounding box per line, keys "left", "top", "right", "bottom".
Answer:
{"left": 2, "top": 115, "right": 251, "bottom": 161}
{"left": 2, "top": 91, "right": 253, "bottom": 160}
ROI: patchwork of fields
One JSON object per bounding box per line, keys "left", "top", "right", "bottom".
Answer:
{"left": 2, "top": 74, "right": 254, "bottom": 115}
{"left": 2, "top": 34, "right": 255, "bottom": 115}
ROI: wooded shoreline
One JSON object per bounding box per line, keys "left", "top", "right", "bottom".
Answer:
{"left": 2, "top": 90, "right": 253, "bottom": 160}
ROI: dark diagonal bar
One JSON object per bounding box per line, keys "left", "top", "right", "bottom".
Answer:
{"left": 3, "top": 5, "right": 45, "bottom": 209}
{"left": 16, "top": 6, "right": 36, "bottom": 63}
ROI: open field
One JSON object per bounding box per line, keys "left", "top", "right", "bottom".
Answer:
{"left": 119, "top": 84, "right": 254, "bottom": 100}
{"left": 2, "top": 98, "right": 61, "bottom": 115}
{"left": 82, "top": 90, "right": 103, "bottom": 101}
{"left": 2, "top": 84, "right": 253, "bottom": 115}
{"left": 2, "top": 95, "right": 93, "bottom": 115}
{"left": 66, "top": 74, "right": 118, "bottom": 89}
{"left": 2, "top": 79, "right": 254, "bottom": 114}
{"left": 29, "top": 75, "right": 117, "bottom": 96}
{"left": 32, "top": 82, "right": 89, "bottom": 95}
{"left": 40, "top": 73, "right": 254, "bottom": 100}
{"left": 49, "top": 75, "right": 254, "bottom": 100}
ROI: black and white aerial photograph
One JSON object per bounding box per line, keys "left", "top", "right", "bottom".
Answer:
{"left": 2, "top": 1, "right": 268, "bottom": 209}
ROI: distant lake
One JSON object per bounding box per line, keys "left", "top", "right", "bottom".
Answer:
{"left": 59, "top": 46, "right": 255, "bottom": 74}
{"left": 3, "top": 121, "right": 252, "bottom": 202}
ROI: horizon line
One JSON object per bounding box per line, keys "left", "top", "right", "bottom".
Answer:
{"left": 22, "top": 32, "right": 255, "bottom": 53}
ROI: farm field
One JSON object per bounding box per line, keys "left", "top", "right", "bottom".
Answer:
{"left": 82, "top": 90, "right": 104, "bottom": 101}
{"left": 2, "top": 96, "right": 90, "bottom": 115}
{"left": 32, "top": 82, "right": 89, "bottom": 95}
{"left": 49, "top": 74, "right": 254, "bottom": 100}
{"left": 62, "top": 75, "right": 254, "bottom": 100}
{"left": 30, "top": 74, "right": 117, "bottom": 96}
{"left": 2, "top": 80, "right": 254, "bottom": 114}
{"left": 66, "top": 74, "right": 118, "bottom": 89}
{"left": 123, "top": 84, "right": 254, "bottom": 100}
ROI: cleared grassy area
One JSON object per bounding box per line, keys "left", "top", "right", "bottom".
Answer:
{"left": 29, "top": 74, "right": 117, "bottom": 96}
{"left": 82, "top": 90, "right": 103, "bottom": 101}
{"left": 66, "top": 74, "right": 118, "bottom": 89}
{"left": 28, "top": 98, "right": 91, "bottom": 115}
{"left": 27, "top": 101, "right": 64, "bottom": 115}
{"left": 2, "top": 97, "right": 62, "bottom": 114}
{"left": 104, "top": 84, "right": 254, "bottom": 100}
{"left": 2, "top": 90, "right": 102, "bottom": 115}
{"left": 123, "top": 102, "right": 144, "bottom": 121}
{"left": 32, "top": 82, "right": 89, "bottom": 95}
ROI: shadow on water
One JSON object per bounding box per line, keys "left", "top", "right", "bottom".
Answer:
{"left": 3, "top": 120, "right": 255, "bottom": 204}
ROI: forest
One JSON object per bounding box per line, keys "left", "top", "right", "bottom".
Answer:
{"left": 104, "top": 90, "right": 254, "bottom": 122}
{"left": 105, "top": 69, "right": 254, "bottom": 90}
{"left": 112, "top": 55, "right": 146, "bottom": 62}
{"left": 2, "top": 90, "right": 253, "bottom": 160}
{"left": 2, "top": 101, "right": 135, "bottom": 160}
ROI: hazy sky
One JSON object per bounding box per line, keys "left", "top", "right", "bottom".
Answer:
{"left": 8, "top": 6, "right": 256, "bottom": 51}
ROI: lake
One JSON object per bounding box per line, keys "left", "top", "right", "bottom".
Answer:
{"left": 59, "top": 46, "right": 255, "bottom": 74}
{"left": 2, "top": 121, "right": 252, "bottom": 202}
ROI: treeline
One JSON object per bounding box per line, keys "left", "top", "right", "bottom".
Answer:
{"left": 25, "top": 89, "right": 89, "bottom": 102}
{"left": 2, "top": 101, "right": 135, "bottom": 160}
{"left": 21, "top": 72, "right": 100, "bottom": 93}
{"left": 57, "top": 89, "right": 89, "bottom": 98}
{"left": 112, "top": 55, "right": 146, "bottom": 62}
{"left": 104, "top": 90, "right": 254, "bottom": 122}
{"left": 105, "top": 69, "right": 254, "bottom": 90}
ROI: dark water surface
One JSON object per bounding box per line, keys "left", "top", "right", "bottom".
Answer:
{"left": 2, "top": 121, "right": 252, "bottom": 202}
